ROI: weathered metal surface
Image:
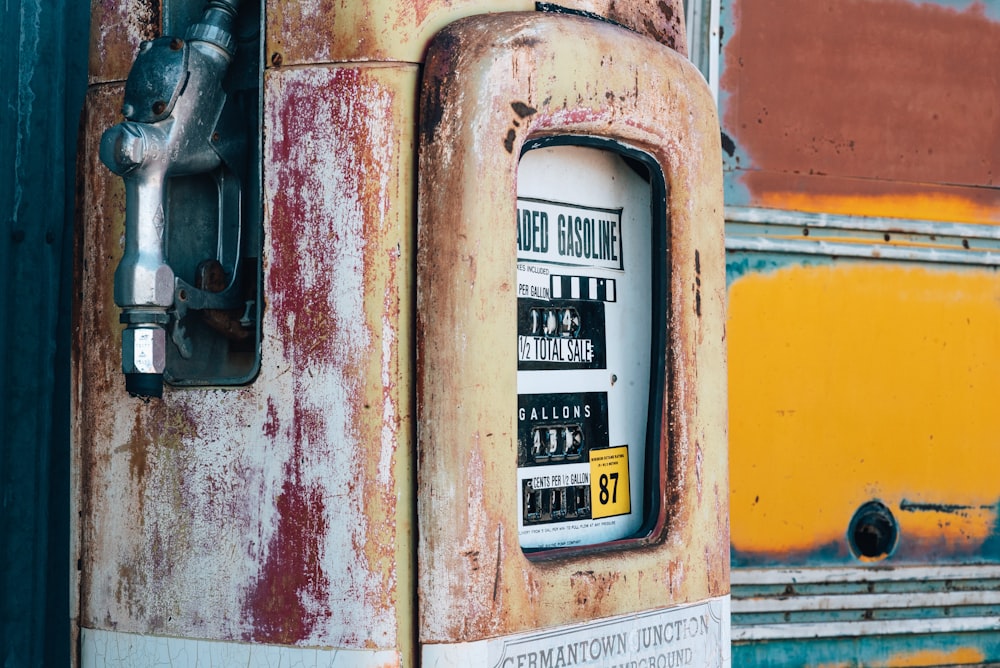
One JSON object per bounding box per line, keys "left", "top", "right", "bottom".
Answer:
{"left": 719, "top": 0, "right": 1000, "bottom": 222}
{"left": 78, "top": 1, "right": 707, "bottom": 663}
{"left": 557, "top": 0, "right": 688, "bottom": 55}
{"left": 417, "top": 11, "right": 726, "bottom": 643}
{"left": 75, "top": 62, "right": 416, "bottom": 658}
{"left": 727, "top": 259, "right": 1000, "bottom": 566}
{"left": 88, "top": 0, "right": 159, "bottom": 85}
{"left": 717, "top": 1, "right": 1000, "bottom": 664}
{"left": 733, "top": 636, "right": 997, "bottom": 668}
{"left": 266, "top": 0, "right": 530, "bottom": 67}
{"left": 265, "top": 0, "right": 686, "bottom": 67}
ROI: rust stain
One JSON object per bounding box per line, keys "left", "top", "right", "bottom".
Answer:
{"left": 563, "top": 0, "right": 687, "bottom": 53}
{"left": 89, "top": 0, "right": 160, "bottom": 84}
{"left": 266, "top": 0, "right": 531, "bottom": 67}
{"left": 418, "top": 29, "right": 462, "bottom": 147}
{"left": 265, "top": 0, "right": 686, "bottom": 68}
{"left": 723, "top": 0, "right": 1000, "bottom": 208}
{"left": 569, "top": 570, "right": 622, "bottom": 613}
{"left": 76, "top": 85, "right": 129, "bottom": 628}
{"left": 245, "top": 69, "right": 376, "bottom": 642}
{"left": 242, "top": 64, "right": 409, "bottom": 648}
{"left": 242, "top": 405, "right": 331, "bottom": 644}
{"left": 265, "top": 68, "right": 383, "bottom": 369}
{"left": 78, "top": 62, "right": 413, "bottom": 649}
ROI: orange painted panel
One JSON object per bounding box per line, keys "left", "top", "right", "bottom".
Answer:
{"left": 875, "top": 647, "right": 985, "bottom": 667}
{"left": 729, "top": 262, "right": 1000, "bottom": 563}
{"left": 755, "top": 189, "right": 1000, "bottom": 226}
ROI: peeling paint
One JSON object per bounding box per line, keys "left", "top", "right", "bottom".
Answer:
{"left": 79, "top": 1, "right": 716, "bottom": 662}
{"left": 264, "top": 0, "right": 686, "bottom": 68}
{"left": 721, "top": 0, "right": 1000, "bottom": 219}
{"left": 875, "top": 647, "right": 986, "bottom": 667}
{"left": 88, "top": 0, "right": 159, "bottom": 85}
{"left": 76, "top": 63, "right": 417, "bottom": 654}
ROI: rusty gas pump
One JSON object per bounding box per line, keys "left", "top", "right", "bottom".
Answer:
{"left": 77, "top": 1, "right": 726, "bottom": 665}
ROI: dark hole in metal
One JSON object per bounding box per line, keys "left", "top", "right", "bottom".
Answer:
{"left": 848, "top": 500, "right": 898, "bottom": 560}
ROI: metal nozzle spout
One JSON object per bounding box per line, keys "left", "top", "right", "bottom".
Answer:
{"left": 125, "top": 373, "right": 164, "bottom": 400}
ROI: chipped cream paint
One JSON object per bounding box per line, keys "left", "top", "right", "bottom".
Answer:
{"left": 417, "top": 10, "right": 727, "bottom": 645}
{"left": 75, "top": 64, "right": 416, "bottom": 658}
{"left": 267, "top": 0, "right": 531, "bottom": 66}
{"left": 265, "top": 0, "right": 684, "bottom": 67}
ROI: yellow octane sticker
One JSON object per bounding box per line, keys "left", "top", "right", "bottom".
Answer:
{"left": 590, "top": 446, "right": 631, "bottom": 519}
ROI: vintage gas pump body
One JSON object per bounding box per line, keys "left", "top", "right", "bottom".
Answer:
{"left": 74, "top": 1, "right": 726, "bottom": 665}
{"left": 417, "top": 12, "right": 728, "bottom": 664}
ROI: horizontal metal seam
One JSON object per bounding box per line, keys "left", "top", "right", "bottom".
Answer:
{"left": 725, "top": 205, "right": 1000, "bottom": 240}
{"left": 733, "top": 590, "right": 1000, "bottom": 613}
{"left": 732, "top": 616, "right": 1000, "bottom": 640}
{"left": 731, "top": 566, "right": 1000, "bottom": 585}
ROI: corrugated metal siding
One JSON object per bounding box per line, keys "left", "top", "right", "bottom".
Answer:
{"left": 719, "top": 0, "right": 1000, "bottom": 665}
{"left": 0, "top": 0, "right": 90, "bottom": 665}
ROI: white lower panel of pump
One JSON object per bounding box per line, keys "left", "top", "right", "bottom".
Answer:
{"left": 80, "top": 628, "right": 400, "bottom": 667}
{"left": 423, "top": 595, "right": 731, "bottom": 668}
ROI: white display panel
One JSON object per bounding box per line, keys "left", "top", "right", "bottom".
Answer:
{"left": 516, "top": 141, "right": 663, "bottom": 552}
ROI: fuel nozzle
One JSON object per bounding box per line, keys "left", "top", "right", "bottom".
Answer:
{"left": 100, "top": 0, "right": 242, "bottom": 399}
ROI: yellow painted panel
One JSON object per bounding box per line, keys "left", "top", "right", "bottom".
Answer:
{"left": 729, "top": 262, "right": 1000, "bottom": 557}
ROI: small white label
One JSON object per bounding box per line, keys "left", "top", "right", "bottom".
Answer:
{"left": 133, "top": 329, "right": 157, "bottom": 373}
{"left": 518, "top": 263, "right": 553, "bottom": 301}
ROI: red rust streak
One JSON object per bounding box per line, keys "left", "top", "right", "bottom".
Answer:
{"left": 245, "top": 65, "right": 400, "bottom": 644}
{"left": 242, "top": 431, "right": 331, "bottom": 645}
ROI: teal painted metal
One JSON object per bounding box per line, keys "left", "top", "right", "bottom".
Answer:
{"left": 0, "top": 0, "right": 90, "bottom": 664}
{"left": 733, "top": 633, "right": 1000, "bottom": 668}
